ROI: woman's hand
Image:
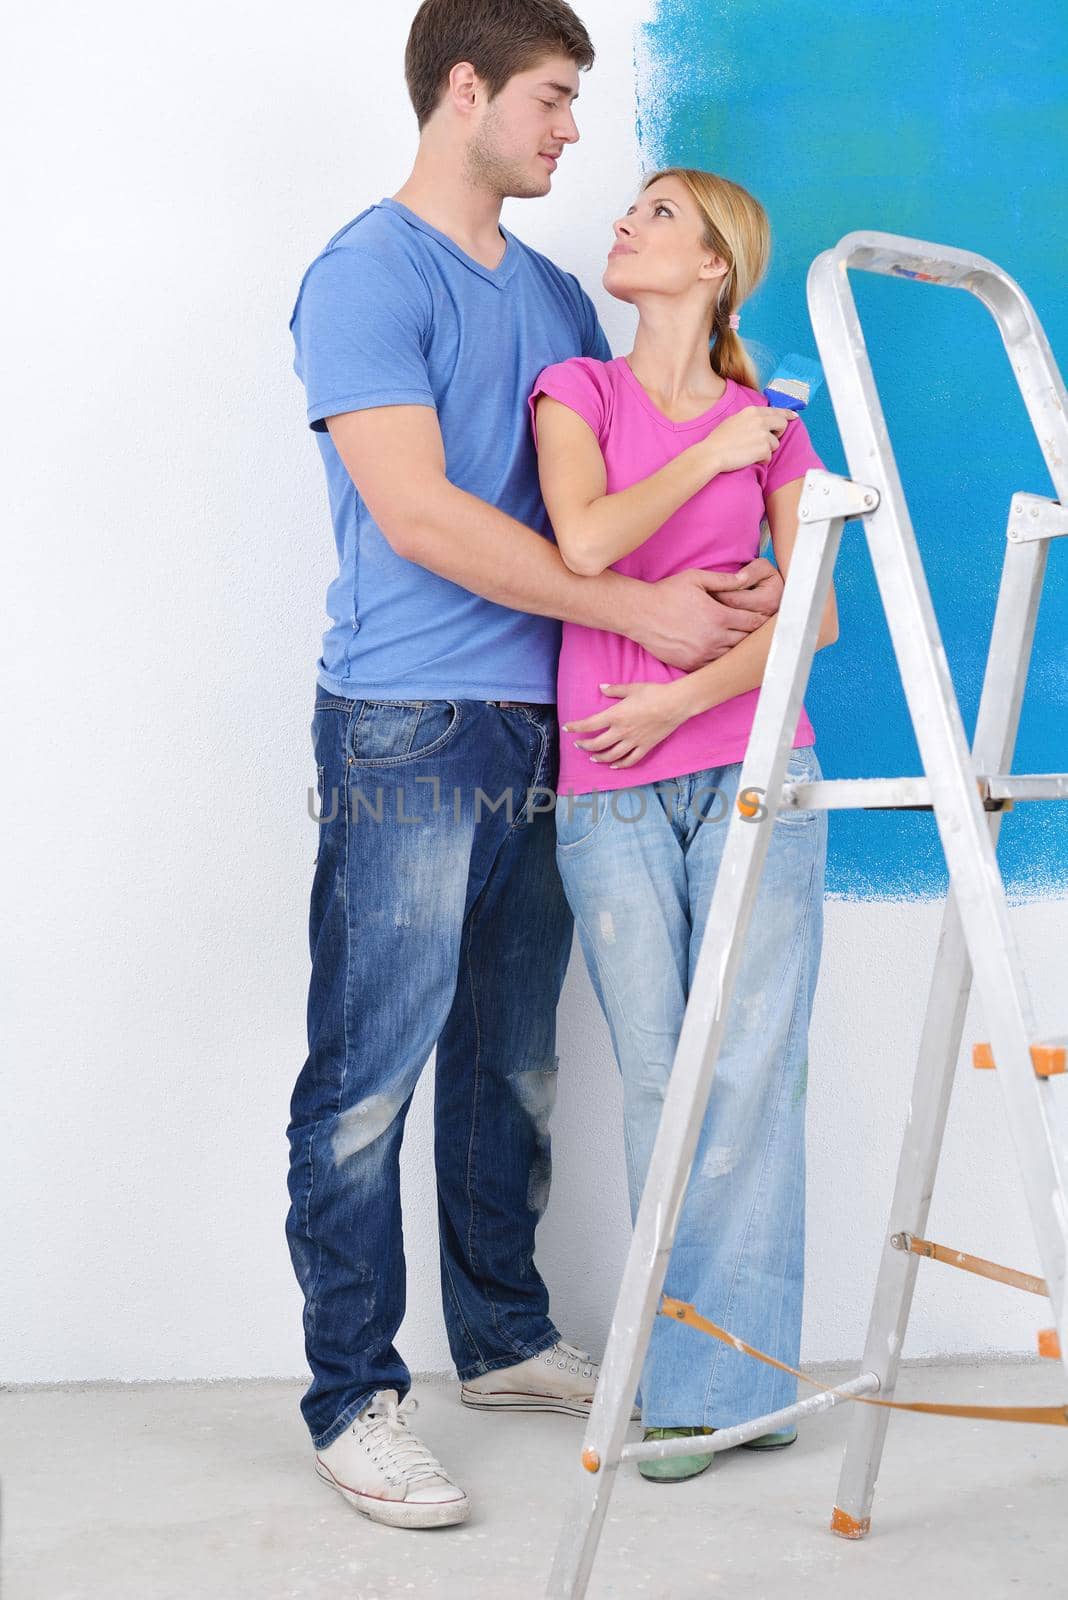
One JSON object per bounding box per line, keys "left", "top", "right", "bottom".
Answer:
{"left": 703, "top": 406, "right": 797, "bottom": 474}
{"left": 562, "top": 681, "right": 689, "bottom": 771}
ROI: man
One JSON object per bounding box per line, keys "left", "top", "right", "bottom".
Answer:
{"left": 285, "top": 0, "right": 782, "bottom": 1530}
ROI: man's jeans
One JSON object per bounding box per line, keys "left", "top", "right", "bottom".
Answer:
{"left": 286, "top": 691, "right": 572, "bottom": 1451}
{"left": 555, "top": 744, "right": 827, "bottom": 1430}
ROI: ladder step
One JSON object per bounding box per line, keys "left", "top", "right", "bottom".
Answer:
{"left": 617, "top": 1374, "right": 881, "bottom": 1464}
{"left": 973, "top": 1039, "right": 1067, "bottom": 1078}
{"left": 781, "top": 774, "right": 1068, "bottom": 812}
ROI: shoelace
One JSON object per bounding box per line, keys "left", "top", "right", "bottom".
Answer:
{"left": 358, "top": 1394, "right": 449, "bottom": 1488}
{"left": 543, "top": 1340, "right": 596, "bottom": 1379}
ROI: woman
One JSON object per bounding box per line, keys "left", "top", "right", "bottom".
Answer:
{"left": 528, "top": 168, "right": 837, "bottom": 1482}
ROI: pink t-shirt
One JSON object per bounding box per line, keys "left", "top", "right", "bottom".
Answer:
{"left": 528, "top": 355, "right": 824, "bottom": 795}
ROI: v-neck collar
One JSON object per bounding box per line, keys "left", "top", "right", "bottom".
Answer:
{"left": 378, "top": 197, "right": 519, "bottom": 288}
{"left": 616, "top": 355, "right": 736, "bottom": 432}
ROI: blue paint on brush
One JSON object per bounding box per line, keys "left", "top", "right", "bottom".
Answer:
{"left": 764, "top": 385, "right": 807, "bottom": 409}
{"left": 763, "top": 353, "right": 824, "bottom": 411}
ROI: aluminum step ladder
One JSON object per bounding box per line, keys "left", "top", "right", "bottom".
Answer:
{"left": 547, "top": 231, "right": 1068, "bottom": 1598}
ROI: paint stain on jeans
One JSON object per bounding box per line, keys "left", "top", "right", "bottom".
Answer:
{"left": 331, "top": 1089, "right": 408, "bottom": 1168}
{"left": 511, "top": 1062, "right": 559, "bottom": 1213}
{"left": 511, "top": 1063, "right": 558, "bottom": 1139}
{"left": 702, "top": 1144, "right": 741, "bottom": 1178}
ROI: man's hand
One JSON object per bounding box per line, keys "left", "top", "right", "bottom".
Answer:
{"left": 628, "top": 565, "right": 781, "bottom": 672}
{"left": 714, "top": 556, "right": 784, "bottom": 618}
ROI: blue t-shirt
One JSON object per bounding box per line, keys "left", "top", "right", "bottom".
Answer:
{"left": 290, "top": 197, "right": 612, "bottom": 701}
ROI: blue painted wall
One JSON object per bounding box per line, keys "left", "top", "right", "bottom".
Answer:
{"left": 636, "top": 0, "right": 1068, "bottom": 900}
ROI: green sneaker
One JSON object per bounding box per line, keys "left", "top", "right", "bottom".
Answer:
{"left": 740, "top": 1425, "right": 798, "bottom": 1450}
{"left": 637, "top": 1426, "right": 716, "bottom": 1483}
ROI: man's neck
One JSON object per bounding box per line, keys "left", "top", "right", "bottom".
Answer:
{"left": 392, "top": 149, "right": 507, "bottom": 270}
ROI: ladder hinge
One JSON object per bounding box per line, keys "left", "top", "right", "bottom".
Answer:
{"left": 798, "top": 470, "right": 881, "bottom": 523}
{"left": 1006, "top": 493, "right": 1068, "bottom": 544}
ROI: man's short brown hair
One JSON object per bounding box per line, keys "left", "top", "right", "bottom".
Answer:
{"left": 405, "top": 0, "right": 595, "bottom": 131}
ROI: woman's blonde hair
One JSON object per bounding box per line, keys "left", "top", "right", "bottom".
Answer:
{"left": 641, "top": 167, "right": 770, "bottom": 390}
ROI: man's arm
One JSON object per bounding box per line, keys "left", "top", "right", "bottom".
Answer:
{"left": 661, "top": 475, "right": 839, "bottom": 722}
{"left": 325, "top": 404, "right": 772, "bottom": 672}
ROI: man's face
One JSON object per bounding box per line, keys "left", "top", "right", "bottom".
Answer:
{"left": 464, "top": 53, "right": 581, "bottom": 200}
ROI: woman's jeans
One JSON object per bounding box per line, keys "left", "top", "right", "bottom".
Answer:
{"left": 285, "top": 691, "right": 572, "bottom": 1451}
{"left": 555, "top": 744, "right": 827, "bottom": 1430}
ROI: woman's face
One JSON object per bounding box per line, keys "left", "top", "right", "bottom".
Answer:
{"left": 603, "top": 176, "right": 728, "bottom": 306}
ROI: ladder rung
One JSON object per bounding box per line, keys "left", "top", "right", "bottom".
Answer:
{"left": 987, "top": 775, "right": 1068, "bottom": 801}
{"left": 617, "top": 1373, "right": 880, "bottom": 1465}
{"left": 973, "top": 1039, "right": 1067, "bottom": 1078}
{"left": 780, "top": 774, "right": 1068, "bottom": 812}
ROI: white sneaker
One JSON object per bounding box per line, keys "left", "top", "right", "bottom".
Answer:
{"left": 460, "top": 1340, "right": 640, "bottom": 1420}
{"left": 314, "top": 1389, "right": 469, "bottom": 1529}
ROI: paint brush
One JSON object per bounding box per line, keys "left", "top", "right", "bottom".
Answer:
{"left": 763, "top": 353, "right": 824, "bottom": 412}
{"left": 757, "top": 354, "right": 825, "bottom": 554}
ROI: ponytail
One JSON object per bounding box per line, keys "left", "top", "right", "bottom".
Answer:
{"left": 710, "top": 299, "right": 760, "bottom": 390}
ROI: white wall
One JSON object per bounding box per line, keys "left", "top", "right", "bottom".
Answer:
{"left": 3, "top": 0, "right": 1063, "bottom": 1387}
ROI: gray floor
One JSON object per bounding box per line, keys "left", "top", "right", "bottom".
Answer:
{"left": 3, "top": 1356, "right": 1065, "bottom": 1599}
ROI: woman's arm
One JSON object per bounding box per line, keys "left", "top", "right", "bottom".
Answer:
{"left": 533, "top": 394, "right": 794, "bottom": 578}
{"left": 665, "top": 474, "right": 839, "bottom": 722}
{"left": 563, "top": 473, "right": 839, "bottom": 772}
{"left": 534, "top": 395, "right": 720, "bottom": 576}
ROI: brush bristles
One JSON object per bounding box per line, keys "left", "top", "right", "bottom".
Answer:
{"left": 767, "top": 377, "right": 810, "bottom": 403}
